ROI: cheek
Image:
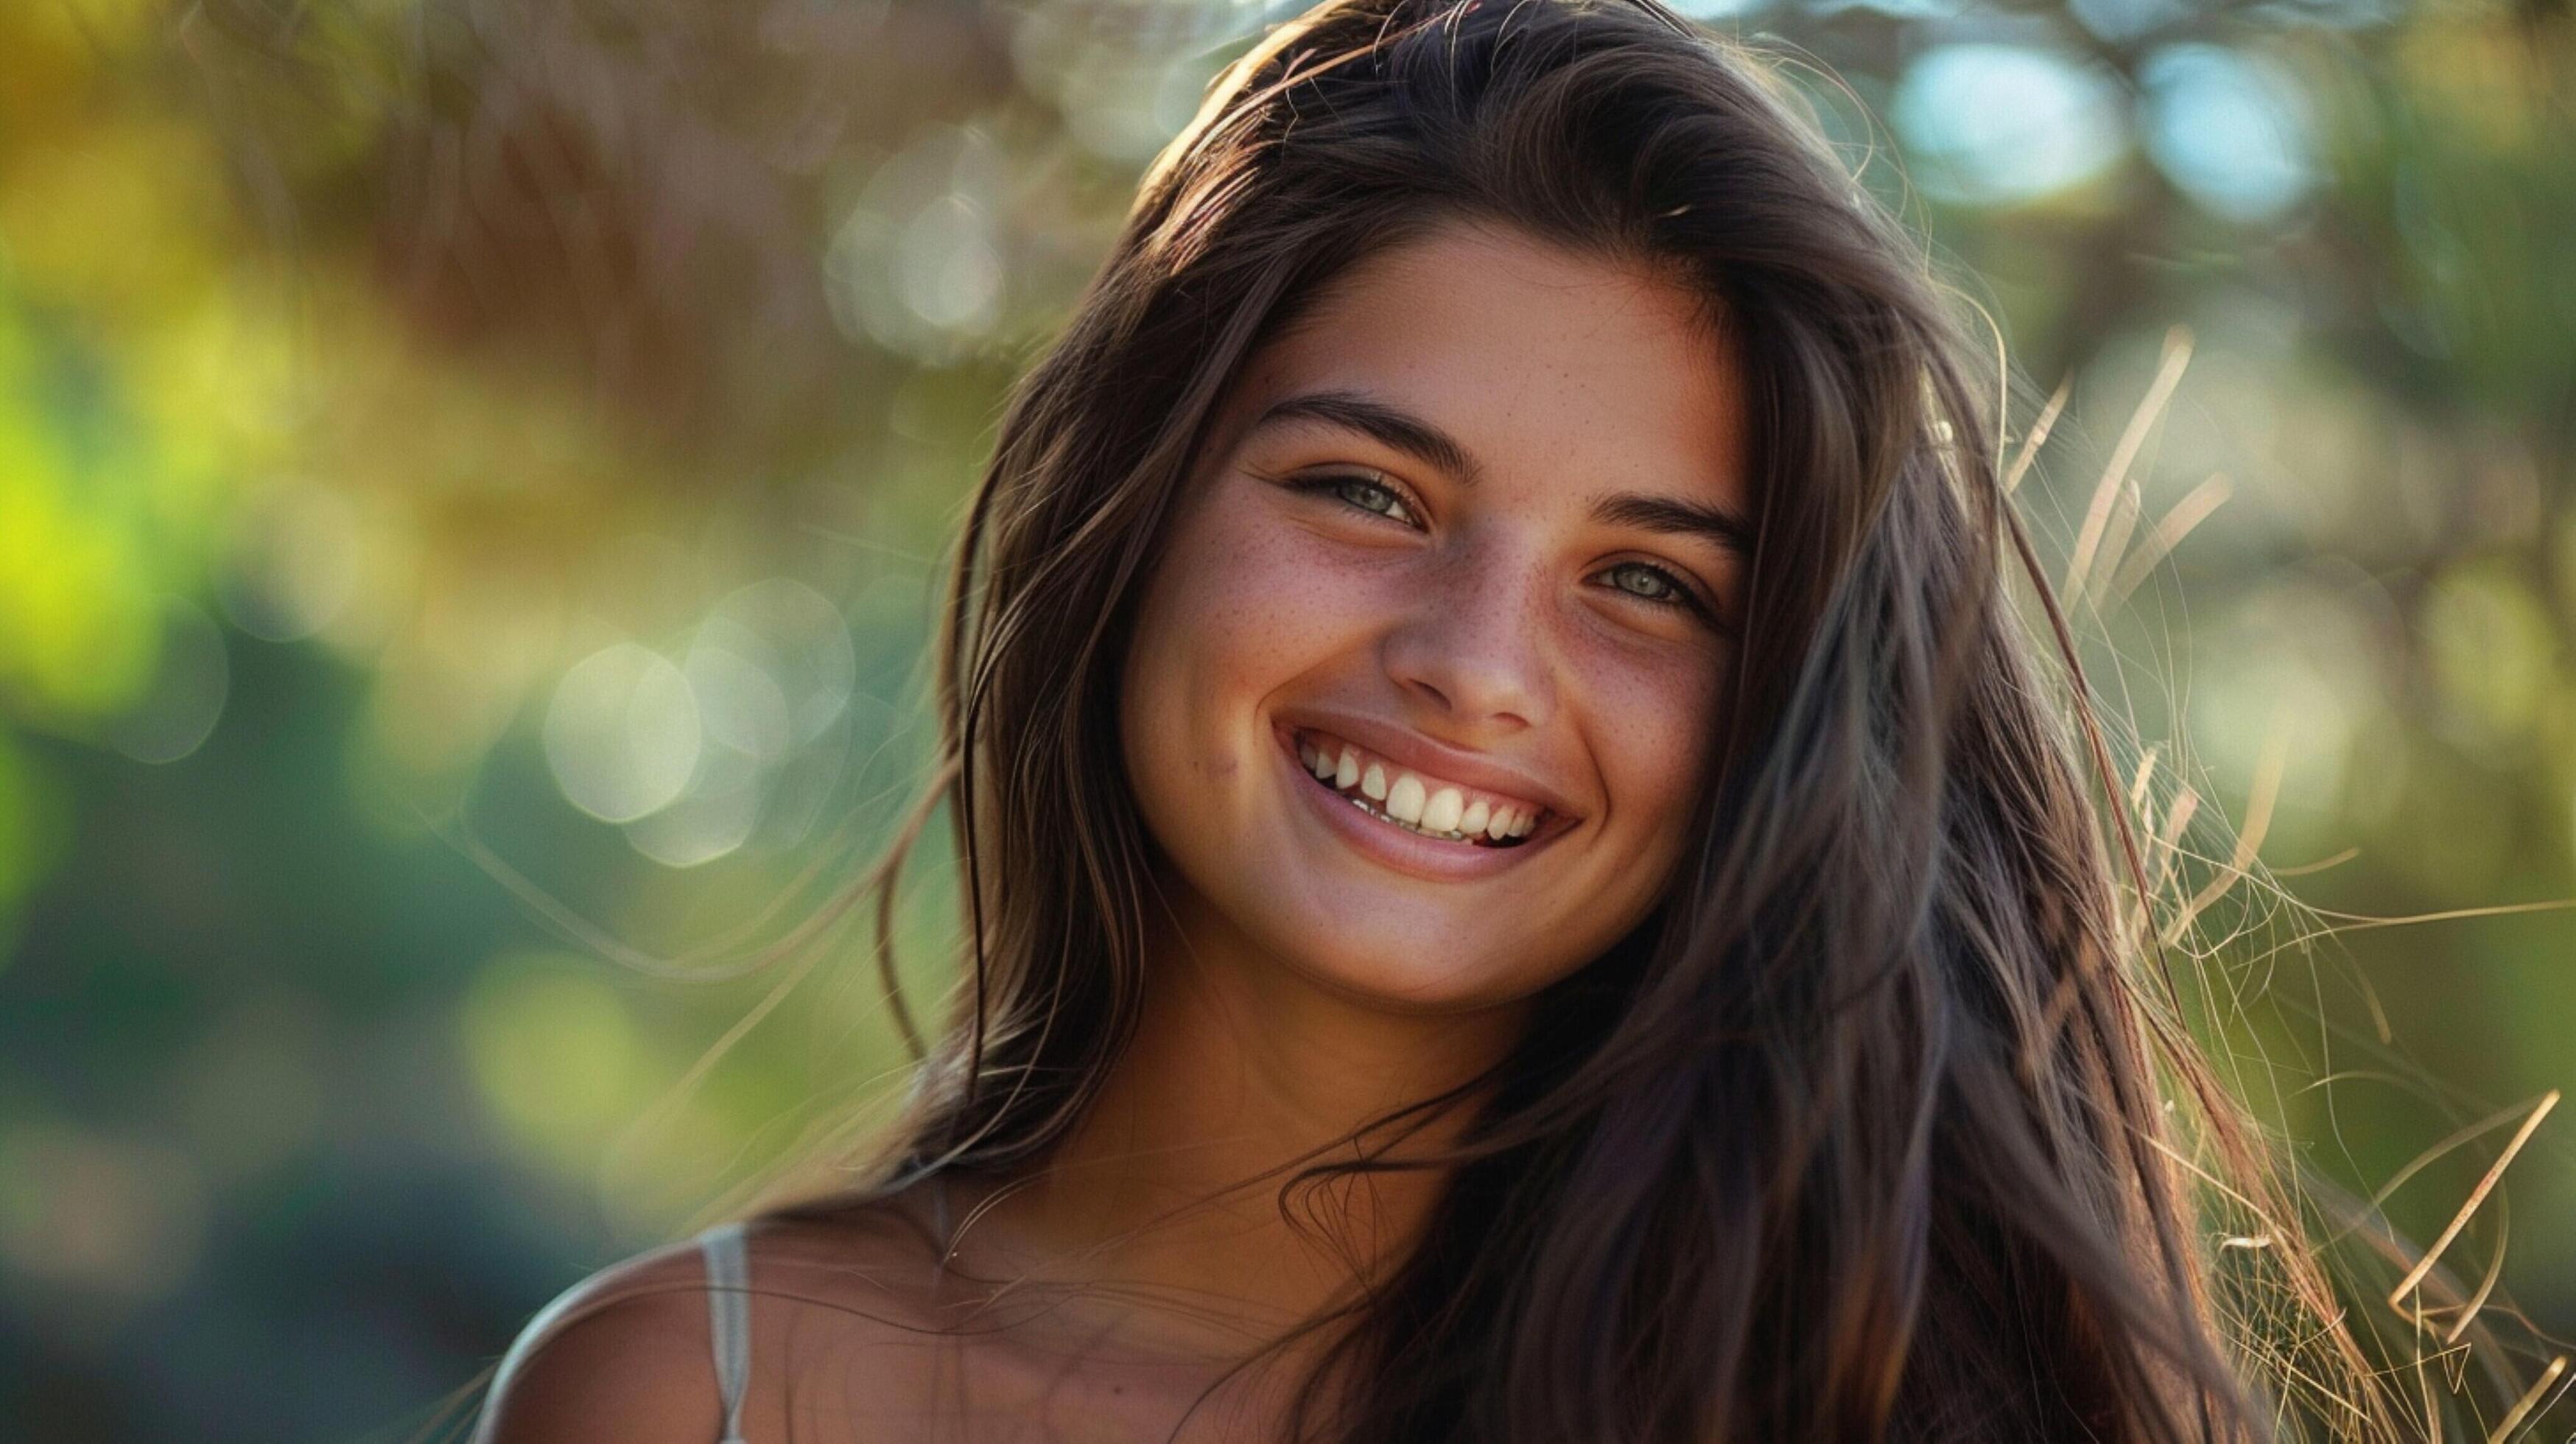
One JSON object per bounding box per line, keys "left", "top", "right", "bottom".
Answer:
{"left": 1570, "top": 645, "right": 1726, "bottom": 844}
{"left": 1121, "top": 491, "right": 1371, "bottom": 785}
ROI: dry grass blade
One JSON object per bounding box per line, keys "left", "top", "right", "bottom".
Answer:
{"left": 2351, "top": 1096, "right": 2547, "bottom": 1238}
{"left": 2441, "top": 1197, "right": 2508, "bottom": 1345}
{"left": 2063, "top": 326, "right": 2192, "bottom": 597}
{"left": 2082, "top": 474, "right": 2144, "bottom": 606}
{"left": 2124, "top": 782, "right": 2200, "bottom": 946}
{"left": 2267, "top": 846, "right": 2360, "bottom": 878}
{"left": 2485, "top": 1354, "right": 2566, "bottom": 1443}
{"left": 2387, "top": 1090, "right": 2559, "bottom": 1313}
{"left": 2108, "top": 472, "right": 2235, "bottom": 603}
{"left": 2001, "top": 376, "right": 2069, "bottom": 497}
{"left": 2147, "top": 788, "right": 2199, "bottom": 909}
{"left": 2158, "top": 720, "right": 2283, "bottom": 950}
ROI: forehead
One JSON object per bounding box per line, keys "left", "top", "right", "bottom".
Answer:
{"left": 1218, "top": 218, "right": 1748, "bottom": 501}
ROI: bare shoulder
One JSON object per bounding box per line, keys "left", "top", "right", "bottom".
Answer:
{"left": 474, "top": 1194, "right": 969, "bottom": 1443}
{"left": 474, "top": 1236, "right": 733, "bottom": 1443}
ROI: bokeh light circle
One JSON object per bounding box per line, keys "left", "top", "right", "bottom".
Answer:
{"left": 542, "top": 643, "right": 703, "bottom": 823}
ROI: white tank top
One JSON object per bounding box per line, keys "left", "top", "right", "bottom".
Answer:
{"left": 699, "top": 1222, "right": 752, "bottom": 1444}
{"left": 476, "top": 1223, "right": 757, "bottom": 1443}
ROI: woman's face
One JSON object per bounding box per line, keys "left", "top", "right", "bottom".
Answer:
{"left": 1118, "top": 217, "right": 1752, "bottom": 1013}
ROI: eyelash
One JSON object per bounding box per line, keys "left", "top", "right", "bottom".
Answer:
{"left": 1287, "top": 471, "right": 1716, "bottom": 623}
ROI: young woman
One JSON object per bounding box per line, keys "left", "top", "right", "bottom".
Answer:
{"left": 473, "top": 0, "right": 2404, "bottom": 1438}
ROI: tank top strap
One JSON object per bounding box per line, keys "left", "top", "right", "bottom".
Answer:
{"left": 698, "top": 1222, "right": 751, "bottom": 1444}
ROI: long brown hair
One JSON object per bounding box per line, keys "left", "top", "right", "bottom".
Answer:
{"left": 764, "top": 1, "right": 2408, "bottom": 1437}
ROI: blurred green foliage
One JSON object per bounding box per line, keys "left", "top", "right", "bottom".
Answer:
{"left": 0, "top": 0, "right": 2570, "bottom": 1437}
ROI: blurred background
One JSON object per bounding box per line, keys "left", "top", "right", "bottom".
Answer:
{"left": 0, "top": 0, "right": 2569, "bottom": 1436}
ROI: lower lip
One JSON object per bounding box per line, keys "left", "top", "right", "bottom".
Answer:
{"left": 1271, "top": 725, "right": 1562, "bottom": 883}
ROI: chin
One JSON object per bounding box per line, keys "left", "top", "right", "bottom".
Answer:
{"left": 1273, "top": 921, "right": 1545, "bottom": 1014}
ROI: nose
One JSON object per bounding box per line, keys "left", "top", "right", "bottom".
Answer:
{"left": 1379, "top": 542, "right": 1556, "bottom": 732}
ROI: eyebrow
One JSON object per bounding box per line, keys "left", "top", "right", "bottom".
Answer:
{"left": 1250, "top": 388, "right": 1754, "bottom": 558}
{"left": 1254, "top": 390, "right": 1487, "bottom": 488}
{"left": 1588, "top": 491, "right": 1754, "bottom": 558}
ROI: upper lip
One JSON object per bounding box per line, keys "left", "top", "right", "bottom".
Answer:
{"left": 1277, "top": 709, "right": 1584, "bottom": 824}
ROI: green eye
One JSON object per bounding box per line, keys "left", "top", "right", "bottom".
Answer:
{"left": 1601, "top": 560, "right": 1713, "bottom": 623}
{"left": 1336, "top": 475, "right": 1408, "bottom": 520}
{"left": 1610, "top": 562, "right": 1678, "bottom": 601}
{"left": 1294, "top": 472, "right": 1419, "bottom": 527}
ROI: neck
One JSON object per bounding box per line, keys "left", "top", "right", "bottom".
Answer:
{"left": 962, "top": 876, "right": 1528, "bottom": 1355}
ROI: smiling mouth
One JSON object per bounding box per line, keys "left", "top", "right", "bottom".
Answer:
{"left": 1287, "top": 727, "right": 1551, "bottom": 849}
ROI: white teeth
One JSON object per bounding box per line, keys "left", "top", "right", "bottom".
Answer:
{"left": 1296, "top": 731, "right": 1550, "bottom": 847}
{"left": 1421, "top": 786, "right": 1464, "bottom": 833}
{"left": 1386, "top": 772, "right": 1426, "bottom": 824}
